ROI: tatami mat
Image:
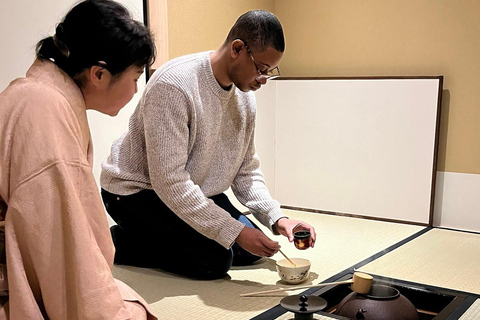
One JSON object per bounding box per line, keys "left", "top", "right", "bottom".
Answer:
{"left": 459, "top": 299, "right": 480, "bottom": 320}
{"left": 113, "top": 209, "right": 424, "bottom": 320}
{"left": 358, "top": 228, "right": 480, "bottom": 295}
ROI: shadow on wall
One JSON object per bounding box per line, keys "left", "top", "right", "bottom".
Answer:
{"left": 437, "top": 89, "right": 451, "bottom": 171}
{"left": 433, "top": 89, "right": 450, "bottom": 226}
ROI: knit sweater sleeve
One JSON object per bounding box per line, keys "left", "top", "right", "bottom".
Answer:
{"left": 142, "top": 82, "right": 245, "bottom": 249}
{"left": 231, "top": 123, "right": 286, "bottom": 233}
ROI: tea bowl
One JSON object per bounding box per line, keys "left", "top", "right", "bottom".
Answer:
{"left": 276, "top": 258, "right": 311, "bottom": 284}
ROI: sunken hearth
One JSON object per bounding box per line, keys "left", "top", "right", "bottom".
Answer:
{"left": 313, "top": 273, "right": 468, "bottom": 320}
{"left": 252, "top": 273, "right": 476, "bottom": 320}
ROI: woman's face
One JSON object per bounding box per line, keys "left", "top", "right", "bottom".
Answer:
{"left": 83, "top": 65, "right": 144, "bottom": 116}
{"left": 103, "top": 66, "right": 144, "bottom": 116}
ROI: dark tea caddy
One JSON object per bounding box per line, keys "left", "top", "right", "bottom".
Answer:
{"left": 293, "top": 230, "right": 311, "bottom": 250}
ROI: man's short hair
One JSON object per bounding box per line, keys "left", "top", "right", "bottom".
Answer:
{"left": 225, "top": 10, "right": 285, "bottom": 53}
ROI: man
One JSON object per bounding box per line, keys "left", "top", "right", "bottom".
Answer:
{"left": 100, "top": 10, "right": 316, "bottom": 280}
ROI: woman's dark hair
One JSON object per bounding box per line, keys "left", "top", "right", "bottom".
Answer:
{"left": 36, "top": 0, "right": 155, "bottom": 84}
{"left": 225, "top": 10, "right": 285, "bottom": 53}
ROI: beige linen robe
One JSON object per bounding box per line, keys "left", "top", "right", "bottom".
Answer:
{"left": 0, "top": 59, "right": 156, "bottom": 319}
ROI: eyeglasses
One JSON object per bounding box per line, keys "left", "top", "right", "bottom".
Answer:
{"left": 239, "top": 39, "right": 281, "bottom": 79}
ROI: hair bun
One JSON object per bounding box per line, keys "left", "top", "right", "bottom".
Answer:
{"left": 53, "top": 23, "right": 70, "bottom": 58}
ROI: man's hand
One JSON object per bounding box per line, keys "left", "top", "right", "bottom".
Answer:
{"left": 274, "top": 218, "right": 316, "bottom": 248}
{"left": 235, "top": 227, "right": 280, "bottom": 257}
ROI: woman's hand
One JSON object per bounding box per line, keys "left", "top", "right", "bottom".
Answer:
{"left": 274, "top": 218, "right": 316, "bottom": 248}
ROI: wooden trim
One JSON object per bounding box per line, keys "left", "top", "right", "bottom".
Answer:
{"left": 274, "top": 76, "right": 444, "bottom": 80}
{"left": 142, "top": 0, "right": 149, "bottom": 28}
{"left": 280, "top": 205, "right": 430, "bottom": 227}
{"left": 429, "top": 76, "right": 444, "bottom": 226}
{"left": 143, "top": 0, "right": 150, "bottom": 82}
{"left": 147, "top": 0, "right": 169, "bottom": 70}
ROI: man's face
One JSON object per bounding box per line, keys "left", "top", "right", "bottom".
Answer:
{"left": 233, "top": 45, "right": 283, "bottom": 92}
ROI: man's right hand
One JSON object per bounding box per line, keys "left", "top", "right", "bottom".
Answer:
{"left": 235, "top": 226, "right": 280, "bottom": 257}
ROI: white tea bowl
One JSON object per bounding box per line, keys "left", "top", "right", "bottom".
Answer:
{"left": 276, "top": 258, "right": 311, "bottom": 284}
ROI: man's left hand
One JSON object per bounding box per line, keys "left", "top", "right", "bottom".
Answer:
{"left": 274, "top": 218, "right": 316, "bottom": 248}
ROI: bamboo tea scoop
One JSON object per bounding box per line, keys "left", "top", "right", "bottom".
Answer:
{"left": 278, "top": 249, "right": 296, "bottom": 267}
{"left": 254, "top": 223, "right": 296, "bottom": 267}
{"left": 241, "top": 271, "right": 373, "bottom": 297}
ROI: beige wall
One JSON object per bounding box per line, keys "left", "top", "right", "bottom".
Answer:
{"left": 162, "top": 0, "right": 480, "bottom": 175}
{"left": 275, "top": 1, "right": 480, "bottom": 175}
{"left": 166, "top": 0, "right": 275, "bottom": 59}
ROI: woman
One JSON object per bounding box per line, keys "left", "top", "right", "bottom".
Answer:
{"left": 0, "top": 0, "right": 156, "bottom": 318}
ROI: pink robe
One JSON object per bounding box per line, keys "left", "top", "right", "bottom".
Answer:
{"left": 0, "top": 59, "right": 156, "bottom": 319}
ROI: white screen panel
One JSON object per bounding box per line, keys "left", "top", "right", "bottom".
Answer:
{"left": 274, "top": 79, "right": 440, "bottom": 224}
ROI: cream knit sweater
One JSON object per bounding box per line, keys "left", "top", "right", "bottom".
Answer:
{"left": 101, "top": 51, "right": 285, "bottom": 249}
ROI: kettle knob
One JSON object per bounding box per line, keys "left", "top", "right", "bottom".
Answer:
{"left": 299, "top": 295, "right": 309, "bottom": 311}
{"left": 355, "top": 308, "right": 366, "bottom": 319}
